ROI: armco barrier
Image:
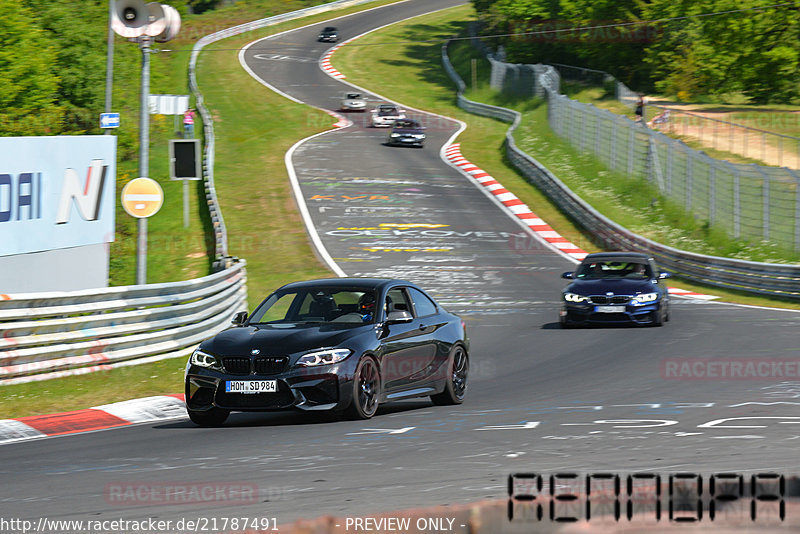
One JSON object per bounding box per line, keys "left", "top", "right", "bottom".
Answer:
{"left": 0, "top": 260, "right": 247, "bottom": 383}
{"left": 441, "top": 42, "right": 800, "bottom": 300}
{"left": 188, "top": 0, "right": 384, "bottom": 263}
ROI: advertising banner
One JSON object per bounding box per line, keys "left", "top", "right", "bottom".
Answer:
{"left": 0, "top": 136, "right": 116, "bottom": 257}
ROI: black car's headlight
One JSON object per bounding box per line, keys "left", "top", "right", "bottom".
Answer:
{"left": 563, "top": 292, "right": 589, "bottom": 303}
{"left": 191, "top": 349, "right": 222, "bottom": 370}
{"left": 297, "top": 349, "right": 352, "bottom": 367}
{"left": 630, "top": 292, "right": 659, "bottom": 305}
{"left": 391, "top": 133, "right": 401, "bottom": 137}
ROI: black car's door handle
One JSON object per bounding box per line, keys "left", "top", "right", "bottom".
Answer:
{"left": 419, "top": 324, "right": 426, "bottom": 331}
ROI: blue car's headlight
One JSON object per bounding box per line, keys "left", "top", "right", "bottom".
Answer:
{"left": 191, "top": 349, "right": 221, "bottom": 370}
{"left": 564, "top": 292, "right": 588, "bottom": 303}
{"left": 297, "top": 349, "right": 352, "bottom": 367}
{"left": 631, "top": 292, "right": 659, "bottom": 305}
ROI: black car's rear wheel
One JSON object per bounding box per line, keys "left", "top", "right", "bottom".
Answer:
{"left": 347, "top": 357, "right": 380, "bottom": 419}
{"left": 431, "top": 345, "right": 468, "bottom": 405}
{"left": 187, "top": 407, "right": 230, "bottom": 427}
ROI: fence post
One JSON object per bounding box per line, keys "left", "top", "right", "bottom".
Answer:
{"left": 667, "top": 140, "right": 673, "bottom": 195}
{"left": 709, "top": 164, "right": 716, "bottom": 225}
{"left": 627, "top": 124, "right": 635, "bottom": 176}
{"left": 686, "top": 153, "right": 693, "bottom": 211}
{"left": 611, "top": 118, "right": 618, "bottom": 170}
{"left": 734, "top": 169, "right": 741, "bottom": 238}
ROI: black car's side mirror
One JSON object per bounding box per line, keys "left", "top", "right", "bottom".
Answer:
{"left": 561, "top": 272, "right": 575, "bottom": 279}
{"left": 232, "top": 311, "right": 248, "bottom": 326}
{"left": 658, "top": 272, "right": 671, "bottom": 279}
{"left": 386, "top": 310, "right": 413, "bottom": 324}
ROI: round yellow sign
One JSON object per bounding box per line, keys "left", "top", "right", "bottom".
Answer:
{"left": 121, "top": 177, "right": 164, "bottom": 218}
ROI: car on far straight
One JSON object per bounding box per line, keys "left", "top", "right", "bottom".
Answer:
{"left": 318, "top": 26, "right": 338, "bottom": 42}
{"left": 371, "top": 103, "right": 405, "bottom": 127}
{"left": 559, "top": 252, "right": 671, "bottom": 327}
{"left": 340, "top": 92, "right": 367, "bottom": 112}
{"left": 386, "top": 118, "right": 426, "bottom": 147}
{"left": 185, "top": 278, "right": 469, "bottom": 426}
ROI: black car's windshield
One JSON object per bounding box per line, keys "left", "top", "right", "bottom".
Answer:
{"left": 393, "top": 120, "right": 418, "bottom": 129}
{"left": 575, "top": 261, "right": 652, "bottom": 280}
{"left": 249, "top": 287, "right": 377, "bottom": 325}
{"left": 377, "top": 106, "right": 398, "bottom": 116}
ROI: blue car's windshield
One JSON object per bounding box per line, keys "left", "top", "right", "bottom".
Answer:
{"left": 576, "top": 261, "right": 652, "bottom": 280}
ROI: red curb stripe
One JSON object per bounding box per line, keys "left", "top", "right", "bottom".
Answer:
{"left": 17, "top": 409, "right": 131, "bottom": 436}
{"left": 491, "top": 188, "right": 509, "bottom": 196}
{"left": 503, "top": 199, "right": 524, "bottom": 207}
{"left": 518, "top": 213, "right": 537, "bottom": 219}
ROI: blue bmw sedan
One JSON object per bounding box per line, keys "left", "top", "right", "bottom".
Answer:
{"left": 559, "top": 252, "right": 671, "bottom": 327}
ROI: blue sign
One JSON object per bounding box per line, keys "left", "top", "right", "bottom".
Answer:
{"left": 100, "top": 112, "right": 120, "bottom": 129}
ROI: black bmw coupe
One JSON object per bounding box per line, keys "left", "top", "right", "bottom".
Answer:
{"left": 559, "top": 252, "right": 671, "bottom": 327}
{"left": 185, "top": 278, "right": 468, "bottom": 426}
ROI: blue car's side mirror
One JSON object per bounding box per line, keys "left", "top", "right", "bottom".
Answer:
{"left": 561, "top": 272, "right": 575, "bottom": 279}
{"left": 658, "top": 272, "right": 671, "bottom": 279}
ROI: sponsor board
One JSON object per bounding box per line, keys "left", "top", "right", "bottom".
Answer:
{"left": 0, "top": 136, "right": 116, "bottom": 257}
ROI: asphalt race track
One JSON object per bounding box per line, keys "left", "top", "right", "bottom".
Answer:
{"left": 2, "top": 0, "right": 800, "bottom": 530}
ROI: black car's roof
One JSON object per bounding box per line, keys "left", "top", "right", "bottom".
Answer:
{"left": 582, "top": 252, "right": 651, "bottom": 262}
{"left": 322, "top": 26, "right": 337, "bottom": 31}
{"left": 277, "top": 278, "right": 417, "bottom": 292}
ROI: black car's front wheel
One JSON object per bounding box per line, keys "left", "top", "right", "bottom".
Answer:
{"left": 431, "top": 344, "right": 468, "bottom": 406}
{"left": 187, "top": 407, "right": 230, "bottom": 427}
{"left": 347, "top": 357, "right": 380, "bottom": 419}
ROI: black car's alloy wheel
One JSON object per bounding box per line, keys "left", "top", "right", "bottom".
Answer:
{"left": 348, "top": 357, "right": 380, "bottom": 419}
{"left": 188, "top": 407, "right": 230, "bottom": 427}
{"left": 431, "top": 345, "right": 468, "bottom": 405}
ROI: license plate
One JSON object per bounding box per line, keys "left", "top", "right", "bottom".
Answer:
{"left": 225, "top": 380, "right": 277, "bottom": 394}
{"left": 595, "top": 305, "right": 626, "bottom": 313}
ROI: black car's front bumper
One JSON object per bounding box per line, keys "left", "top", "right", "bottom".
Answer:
{"left": 561, "top": 300, "right": 664, "bottom": 326}
{"left": 388, "top": 135, "right": 424, "bottom": 146}
{"left": 185, "top": 363, "right": 355, "bottom": 413}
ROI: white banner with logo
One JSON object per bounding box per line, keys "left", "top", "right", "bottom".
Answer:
{"left": 0, "top": 136, "right": 116, "bottom": 257}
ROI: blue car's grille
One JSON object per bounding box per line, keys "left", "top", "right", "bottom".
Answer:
{"left": 589, "top": 295, "right": 630, "bottom": 305}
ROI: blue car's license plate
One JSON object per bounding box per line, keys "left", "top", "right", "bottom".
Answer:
{"left": 595, "top": 305, "right": 626, "bottom": 313}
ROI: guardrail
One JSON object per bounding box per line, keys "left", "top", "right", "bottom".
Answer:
{"left": 188, "top": 0, "right": 385, "bottom": 264}
{"left": 442, "top": 41, "right": 800, "bottom": 300}
{"left": 0, "top": 260, "right": 247, "bottom": 384}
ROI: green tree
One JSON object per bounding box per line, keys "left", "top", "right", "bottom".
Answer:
{"left": 0, "top": 0, "right": 62, "bottom": 135}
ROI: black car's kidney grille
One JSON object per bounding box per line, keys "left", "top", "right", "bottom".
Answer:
{"left": 222, "top": 357, "right": 251, "bottom": 375}
{"left": 254, "top": 356, "right": 288, "bottom": 375}
{"left": 215, "top": 382, "right": 295, "bottom": 410}
{"left": 589, "top": 295, "right": 630, "bottom": 305}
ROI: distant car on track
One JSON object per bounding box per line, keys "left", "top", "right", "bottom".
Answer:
{"left": 318, "top": 26, "right": 338, "bottom": 42}
{"left": 371, "top": 103, "right": 405, "bottom": 127}
{"left": 386, "top": 118, "right": 425, "bottom": 147}
{"left": 340, "top": 92, "right": 367, "bottom": 112}
{"left": 185, "top": 278, "right": 469, "bottom": 426}
{"left": 559, "top": 252, "right": 671, "bottom": 327}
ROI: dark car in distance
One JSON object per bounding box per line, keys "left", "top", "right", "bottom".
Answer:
{"left": 559, "top": 252, "right": 671, "bottom": 327}
{"left": 318, "top": 26, "right": 338, "bottom": 42}
{"left": 386, "top": 118, "right": 426, "bottom": 147}
{"left": 185, "top": 278, "right": 469, "bottom": 426}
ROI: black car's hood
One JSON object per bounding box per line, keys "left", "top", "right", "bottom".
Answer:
{"left": 566, "top": 278, "right": 658, "bottom": 295}
{"left": 202, "top": 324, "right": 371, "bottom": 356}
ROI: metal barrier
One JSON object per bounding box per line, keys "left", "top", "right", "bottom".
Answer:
{"left": 0, "top": 260, "right": 247, "bottom": 383}
{"left": 442, "top": 42, "right": 800, "bottom": 300}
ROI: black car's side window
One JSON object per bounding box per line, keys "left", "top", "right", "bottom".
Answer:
{"left": 386, "top": 288, "right": 410, "bottom": 317}
{"left": 408, "top": 288, "right": 437, "bottom": 317}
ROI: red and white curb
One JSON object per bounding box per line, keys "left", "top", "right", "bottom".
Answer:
{"left": 445, "top": 144, "right": 588, "bottom": 260}
{"left": 444, "top": 144, "right": 718, "bottom": 300}
{"left": 320, "top": 39, "right": 354, "bottom": 79}
{"left": 0, "top": 394, "right": 187, "bottom": 445}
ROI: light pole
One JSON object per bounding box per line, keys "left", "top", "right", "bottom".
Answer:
{"left": 110, "top": 1, "right": 180, "bottom": 285}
